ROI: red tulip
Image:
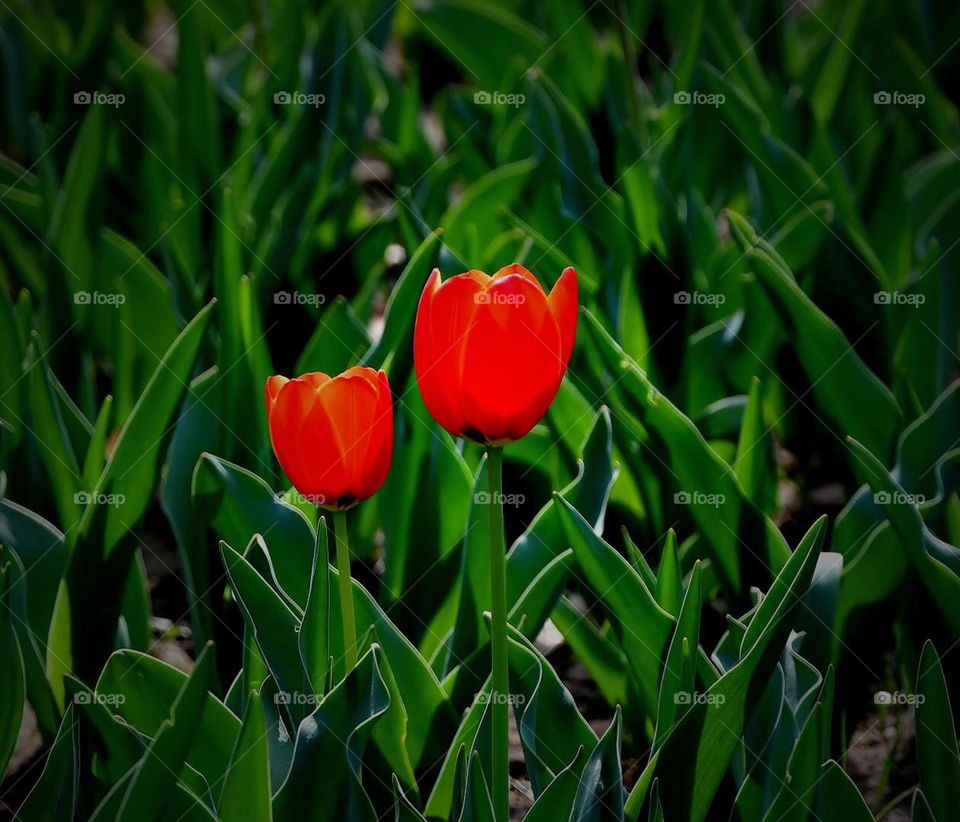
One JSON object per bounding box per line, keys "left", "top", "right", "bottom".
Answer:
{"left": 264, "top": 366, "right": 393, "bottom": 509}
{"left": 414, "top": 263, "right": 577, "bottom": 444}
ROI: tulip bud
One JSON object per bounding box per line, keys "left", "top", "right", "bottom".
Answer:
{"left": 265, "top": 366, "right": 393, "bottom": 508}
{"left": 414, "top": 263, "right": 578, "bottom": 444}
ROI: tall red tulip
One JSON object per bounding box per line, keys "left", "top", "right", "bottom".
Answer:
{"left": 414, "top": 263, "right": 578, "bottom": 444}
{"left": 265, "top": 366, "right": 393, "bottom": 509}
{"left": 414, "top": 261, "right": 577, "bottom": 822}
{"left": 265, "top": 365, "right": 393, "bottom": 673}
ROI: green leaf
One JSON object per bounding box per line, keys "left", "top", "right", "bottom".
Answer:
{"left": 95, "top": 650, "right": 241, "bottom": 788}
{"left": 360, "top": 227, "right": 441, "bottom": 377}
{"left": 219, "top": 693, "right": 272, "bottom": 822}
{"left": 273, "top": 645, "right": 392, "bottom": 822}
{"left": 911, "top": 790, "right": 937, "bottom": 822}
{"left": 552, "top": 595, "right": 629, "bottom": 709}
{"left": 3, "top": 550, "right": 59, "bottom": 737}
{"left": 14, "top": 706, "right": 81, "bottom": 821}
{"left": 509, "top": 629, "right": 597, "bottom": 795}
{"left": 582, "top": 308, "right": 790, "bottom": 592}
{"left": 193, "top": 453, "right": 315, "bottom": 607}
{"left": 81, "top": 394, "right": 113, "bottom": 493}
{"left": 410, "top": 0, "right": 547, "bottom": 91}
{"left": 0, "top": 498, "right": 66, "bottom": 640}
{"left": 324, "top": 561, "right": 458, "bottom": 775}
{"left": 299, "top": 518, "right": 331, "bottom": 697}
{"left": 297, "top": 297, "right": 371, "bottom": 377}
{"left": 734, "top": 377, "right": 773, "bottom": 511}
{"left": 220, "top": 537, "right": 308, "bottom": 723}
{"left": 653, "top": 563, "right": 702, "bottom": 750}
{"left": 812, "top": 761, "right": 873, "bottom": 821}
{"left": 728, "top": 211, "right": 902, "bottom": 461}
{"left": 0, "top": 562, "right": 25, "bottom": 776}
{"left": 847, "top": 437, "right": 960, "bottom": 636}
{"left": 655, "top": 529, "right": 683, "bottom": 617}
{"left": 92, "top": 299, "right": 216, "bottom": 555}
{"left": 570, "top": 710, "right": 624, "bottom": 821}
{"left": 114, "top": 644, "right": 215, "bottom": 821}
{"left": 809, "top": 0, "right": 868, "bottom": 123}
{"left": 104, "top": 230, "right": 180, "bottom": 420}
{"left": 25, "top": 336, "right": 82, "bottom": 531}
{"left": 916, "top": 640, "right": 960, "bottom": 821}
{"left": 555, "top": 495, "right": 674, "bottom": 719}
{"left": 525, "top": 746, "right": 588, "bottom": 822}
{"left": 440, "top": 160, "right": 536, "bottom": 265}
{"left": 507, "top": 407, "right": 618, "bottom": 607}
{"left": 393, "top": 773, "right": 429, "bottom": 822}
{"left": 451, "top": 748, "right": 495, "bottom": 822}
{"left": 626, "top": 517, "right": 826, "bottom": 822}
{"left": 50, "top": 106, "right": 106, "bottom": 295}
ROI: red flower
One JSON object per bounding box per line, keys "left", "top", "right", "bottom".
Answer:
{"left": 414, "top": 263, "right": 578, "bottom": 444}
{"left": 264, "top": 366, "right": 393, "bottom": 509}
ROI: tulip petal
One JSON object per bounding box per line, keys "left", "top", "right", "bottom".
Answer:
{"left": 357, "top": 369, "right": 394, "bottom": 499}
{"left": 492, "top": 262, "right": 539, "bottom": 287}
{"left": 548, "top": 267, "right": 578, "bottom": 367}
{"left": 316, "top": 369, "right": 382, "bottom": 500}
{"left": 265, "top": 375, "right": 289, "bottom": 415}
{"left": 461, "top": 272, "right": 563, "bottom": 441}
{"left": 415, "top": 269, "right": 489, "bottom": 436}
{"left": 269, "top": 377, "right": 347, "bottom": 504}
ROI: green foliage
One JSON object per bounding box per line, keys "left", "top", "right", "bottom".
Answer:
{"left": 2, "top": 0, "right": 959, "bottom": 819}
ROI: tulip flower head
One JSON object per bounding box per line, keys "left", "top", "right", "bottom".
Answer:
{"left": 414, "top": 263, "right": 577, "bottom": 444}
{"left": 265, "top": 366, "right": 393, "bottom": 509}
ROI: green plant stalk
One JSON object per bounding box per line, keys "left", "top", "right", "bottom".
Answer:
{"left": 486, "top": 446, "right": 509, "bottom": 821}
{"left": 333, "top": 509, "right": 358, "bottom": 672}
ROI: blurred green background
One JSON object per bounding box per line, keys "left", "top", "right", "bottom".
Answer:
{"left": 2, "top": 0, "right": 960, "bottom": 818}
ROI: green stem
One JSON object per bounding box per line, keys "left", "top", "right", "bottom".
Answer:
{"left": 486, "top": 446, "right": 509, "bottom": 821}
{"left": 333, "top": 509, "right": 358, "bottom": 672}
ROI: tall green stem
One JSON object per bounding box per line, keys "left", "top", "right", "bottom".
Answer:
{"left": 486, "top": 446, "right": 509, "bottom": 821}
{"left": 333, "top": 509, "right": 358, "bottom": 671}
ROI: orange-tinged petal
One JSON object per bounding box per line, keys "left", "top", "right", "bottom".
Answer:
{"left": 269, "top": 377, "right": 346, "bottom": 504}
{"left": 316, "top": 369, "right": 381, "bottom": 500}
{"left": 265, "top": 375, "right": 289, "bottom": 415}
{"left": 356, "top": 369, "right": 394, "bottom": 499}
{"left": 266, "top": 367, "right": 393, "bottom": 507}
{"left": 299, "top": 371, "right": 332, "bottom": 390}
{"left": 548, "top": 267, "right": 578, "bottom": 367}
{"left": 491, "top": 262, "right": 543, "bottom": 292}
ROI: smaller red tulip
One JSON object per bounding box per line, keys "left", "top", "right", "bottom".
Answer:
{"left": 414, "top": 263, "right": 578, "bottom": 444}
{"left": 265, "top": 366, "right": 393, "bottom": 509}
